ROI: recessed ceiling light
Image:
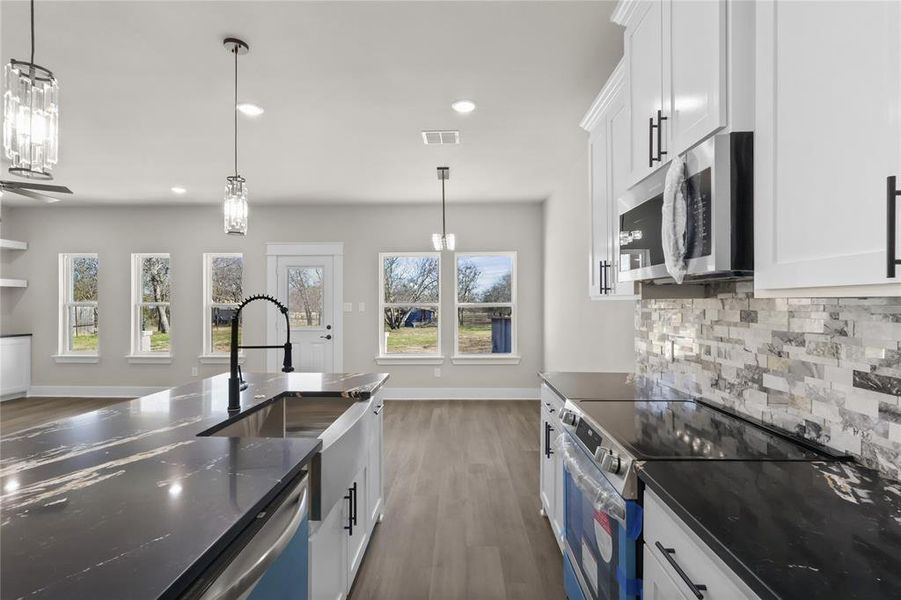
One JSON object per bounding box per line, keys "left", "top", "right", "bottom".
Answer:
{"left": 171, "top": 186, "right": 187, "bottom": 195}
{"left": 237, "top": 103, "right": 264, "bottom": 117}
{"left": 451, "top": 99, "right": 476, "bottom": 114}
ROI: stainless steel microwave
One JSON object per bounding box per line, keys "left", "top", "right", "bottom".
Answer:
{"left": 616, "top": 132, "right": 754, "bottom": 283}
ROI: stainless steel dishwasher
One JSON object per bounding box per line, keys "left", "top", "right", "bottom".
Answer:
{"left": 199, "top": 472, "right": 310, "bottom": 600}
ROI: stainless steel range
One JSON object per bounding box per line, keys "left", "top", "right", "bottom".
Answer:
{"left": 555, "top": 399, "right": 836, "bottom": 600}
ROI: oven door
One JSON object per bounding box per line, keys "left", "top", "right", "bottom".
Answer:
{"left": 557, "top": 434, "right": 642, "bottom": 600}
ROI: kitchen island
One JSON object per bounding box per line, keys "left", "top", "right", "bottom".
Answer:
{"left": 0, "top": 371, "right": 388, "bottom": 600}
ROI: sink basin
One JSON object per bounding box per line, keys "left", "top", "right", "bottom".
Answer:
{"left": 202, "top": 395, "right": 358, "bottom": 439}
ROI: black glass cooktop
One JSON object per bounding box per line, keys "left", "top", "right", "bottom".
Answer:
{"left": 541, "top": 372, "right": 696, "bottom": 401}
{"left": 576, "top": 401, "right": 825, "bottom": 461}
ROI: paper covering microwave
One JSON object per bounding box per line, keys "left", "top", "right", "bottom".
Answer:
{"left": 662, "top": 155, "right": 688, "bottom": 283}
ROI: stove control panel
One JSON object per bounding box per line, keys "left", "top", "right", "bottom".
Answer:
{"left": 575, "top": 418, "right": 603, "bottom": 458}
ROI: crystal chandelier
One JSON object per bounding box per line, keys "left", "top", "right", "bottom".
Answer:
{"left": 3, "top": 0, "right": 59, "bottom": 180}
{"left": 223, "top": 38, "right": 249, "bottom": 235}
{"left": 432, "top": 166, "right": 456, "bottom": 251}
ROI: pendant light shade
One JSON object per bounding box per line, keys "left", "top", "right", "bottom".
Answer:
{"left": 431, "top": 166, "right": 456, "bottom": 251}
{"left": 223, "top": 38, "right": 249, "bottom": 235}
{"left": 3, "top": 0, "right": 59, "bottom": 180}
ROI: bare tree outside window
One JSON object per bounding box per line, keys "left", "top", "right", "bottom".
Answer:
{"left": 287, "top": 266, "right": 324, "bottom": 328}
{"left": 455, "top": 254, "right": 516, "bottom": 355}
{"left": 380, "top": 254, "right": 440, "bottom": 355}
{"left": 133, "top": 254, "right": 172, "bottom": 354}
{"left": 206, "top": 254, "right": 243, "bottom": 353}
{"left": 60, "top": 254, "right": 99, "bottom": 354}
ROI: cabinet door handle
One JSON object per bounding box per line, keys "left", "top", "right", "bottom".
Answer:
{"left": 648, "top": 116, "right": 655, "bottom": 167}
{"left": 600, "top": 260, "right": 612, "bottom": 294}
{"left": 351, "top": 482, "right": 358, "bottom": 526}
{"left": 888, "top": 175, "right": 900, "bottom": 278}
{"left": 343, "top": 489, "right": 354, "bottom": 536}
{"left": 655, "top": 541, "right": 707, "bottom": 599}
{"left": 544, "top": 422, "right": 554, "bottom": 458}
{"left": 655, "top": 109, "right": 668, "bottom": 162}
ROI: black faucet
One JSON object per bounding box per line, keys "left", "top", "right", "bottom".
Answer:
{"left": 228, "top": 294, "right": 294, "bottom": 413}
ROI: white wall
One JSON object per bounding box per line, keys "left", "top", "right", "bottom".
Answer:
{"left": 1, "top": 202, "right": 543, "bottom": 393}
{"left": 543, "top": 150, "right": 635, "bottom": 372}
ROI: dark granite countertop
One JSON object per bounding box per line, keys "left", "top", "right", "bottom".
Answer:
{"left": 638, "top": 461, "right": 901, "bottom": 600}
{"left": 539, "top": 371, "right": 697, "bottom": 401}
{"left": 0, "top": 371, "right": 389, "bottom": 600}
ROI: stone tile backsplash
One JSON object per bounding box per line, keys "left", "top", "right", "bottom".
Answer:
{"left": 635, "top": 282, "right": 901, "bottom": 480}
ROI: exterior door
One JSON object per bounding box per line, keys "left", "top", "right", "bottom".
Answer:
{"left": 277, "top": 255, "right": 335, "bottom": 372}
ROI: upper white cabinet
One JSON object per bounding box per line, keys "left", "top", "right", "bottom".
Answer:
{"left": 614, "top": 0, "right": 753, "bottom": 187}
{"left": 582, "top": 61, "right": 639, "bottom": 299}
{"left": 754, "top": 0, "right": 901, "bottom": 294}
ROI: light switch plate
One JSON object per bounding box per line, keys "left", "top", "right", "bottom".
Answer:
{"left": 358, "top": 302, "right": 365, "bottom": 312}
{"left": 343, "top": 302, "right": 353, "bottom": 313}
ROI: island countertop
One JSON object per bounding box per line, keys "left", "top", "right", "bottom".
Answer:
{"left": 0, "top": 371, "right": 389, "bottom": 600}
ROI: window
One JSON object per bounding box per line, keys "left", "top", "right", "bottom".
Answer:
{"left": 130, "top": 253, "right": 171, "bottom": 360}
{"left": 57, "top": 253, "right": 99, "bottom": 360}
{"left": 454, "top": 252, "right": 518, "bottom": 362}
{"left": 378, "top": 253, "right": 441, "bottom": 360}
{"left": 202, "top": 253, "right": 243, "bottom": 357}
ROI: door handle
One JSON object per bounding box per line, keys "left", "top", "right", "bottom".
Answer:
{"left": 655, "top": 109, "right": 668, "bottom": 162}
{"left": 320, "top": 334, "right": 332, "bottom": 340}
{"left": 655, "top": 541, "right": 707, "bottom": 599}
{"left": 343, "top": 488, "right": 354, "bottom": 536}
{"left": 888, "top": 175, "right": 900, "bottom": 278}
{"left": 600, "top": 260, "right": 612, "bottom": 294}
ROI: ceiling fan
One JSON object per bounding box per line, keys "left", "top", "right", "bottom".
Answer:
{"left": 0, "top": 180, "right": 72, "bottom": 204}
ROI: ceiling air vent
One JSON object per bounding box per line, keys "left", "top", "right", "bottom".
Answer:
{"left": 421, "top": 130, "right": 460, "bottom": 145}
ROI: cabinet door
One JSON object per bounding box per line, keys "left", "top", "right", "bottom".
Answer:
{"left": 626, "top": 0, "right": 666, "bottom": 186}
{"left": 755, "top": 0, "right": 901, "bottom": 292}
{"left": 0, "top": 338, "right": 30, "bottom": 397}
{"left": 607, "top": 85, "right": 638, "bottom": 297}
{"left": 310, "top": 499, "right": 348, "bottom": 600}
{"left": 366, "top": 401, "right": 383, "bottom": 525}
{"left": 345, "top": 464, "right": 369, "bottom": 586}
{"left": 550, "top": 448, "right": 565, "bottom": 545}
{"left": 539, "top": 408, "right": 554, "bottom": 515}
{"left": 664, "top": 0, "right": 726, "bottom": 155}
{"left": 589, "top": 124, "right": 612, "bottom": 298}
{"left": 642, "top": 544, "right": 690, "bottom": 600}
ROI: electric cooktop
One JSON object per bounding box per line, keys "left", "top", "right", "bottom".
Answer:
{"left": 574, "top": 400, "right": 827, "bottom": 461}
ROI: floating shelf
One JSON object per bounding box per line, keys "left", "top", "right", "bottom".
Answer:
{"left": 0, "top": 239, "right": 27, "bottom": 251}
{"left": 0, "top": 279, "right": 27, "bottom": 288}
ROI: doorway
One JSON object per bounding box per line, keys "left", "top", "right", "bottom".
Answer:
{"left": 266, "top": 243, "right": 344, "bottom": 373}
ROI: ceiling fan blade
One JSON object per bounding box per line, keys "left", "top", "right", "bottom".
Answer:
{"left": 0, "top": 181, "right": 72, "bottom": 194}
{"left": 6, "top": 187, "right": 61, "bottom": 204}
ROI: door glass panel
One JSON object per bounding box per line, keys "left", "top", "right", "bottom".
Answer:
{"left": 140, "top": 306, "right": 171, "bottom": 352}
{"left": 68, "top": 306, "right": 98, "bottom": 353}
{"left": 457, "top": 307, "right": 512, "bottom": 355}
{"left": 383, "top": 307, "right": 439, "bottom": 354}
{"left": 287, "top": 266, "right": 324, "bottom": 328}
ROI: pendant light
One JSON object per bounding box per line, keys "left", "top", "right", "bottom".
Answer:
{"left": 3, "top": 0, "right": 60, "bottom": 180}
{"left": 431, "top": 166, "right": 456, "bottom": 251}
{"left": 223, "top": 38, "right": 249, "bottom": 235}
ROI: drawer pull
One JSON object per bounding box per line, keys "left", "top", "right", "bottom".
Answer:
{"left": 655, "top": 541, "right": 707, "bottom": 599}
{"left": 888, "top": 175, "right": 900, "bottom": 278}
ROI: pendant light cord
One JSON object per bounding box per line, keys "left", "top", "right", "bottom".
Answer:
{"left": 30, "top": 0, "right": 35, "bottom": 67}
{"left": 441, "top": 176, "right": 447, "bottom": 237}
{"left": 233, "top": 46, "right": 238, "bottom": 178}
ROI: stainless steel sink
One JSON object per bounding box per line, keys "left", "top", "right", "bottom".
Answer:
{"left": 203, "top": 396, "right": 358, "bottom": 439}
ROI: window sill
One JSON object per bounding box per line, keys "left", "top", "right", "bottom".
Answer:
{"left": 375, "top": 355, "right": 444, "bottom": 365}
{"left": 198, "top": 354, "right": 244, "bottom": 365}
{"left": 126, "top": 354, "right": 173, "bottom": 365}
{"left": 451, "top": 355, "right": 522, "bottom": 365}
{"left": 53, "top": 354, "right": 100, "bottom": 364}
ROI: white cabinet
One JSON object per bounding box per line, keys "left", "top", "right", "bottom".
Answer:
{"left": 644, "top": 489, "right": 761, "bottom": 600}
{"left": 310, "top": 392, "right": 384, "bottom": 600}
{"left": 583, "top": 61, "right": 639, "bottom": 300}
{"left": 754, "top": 0, "right": 901, "bottom": 295}
{"left": 539, "top": 384, "right": 565, "bottom": 551}
{"left": 0, "top": 336, "right": 31, "bottom": 399}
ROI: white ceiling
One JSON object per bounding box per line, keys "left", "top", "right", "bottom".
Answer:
{"left": 0, "top": 1, "right": 623, "bottom": 206}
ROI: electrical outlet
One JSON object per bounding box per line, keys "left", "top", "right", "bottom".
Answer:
{"left": 433, "top": 367, "right": 441, "bottom": 378}
{"left": 343, "top": 302, "right": 353, "bottom": 313}
{"left": 191, "top": 366, "right": 198, "bottom": 377}
{"left": 358, "top": 302, "right": 366, "bottom": 312}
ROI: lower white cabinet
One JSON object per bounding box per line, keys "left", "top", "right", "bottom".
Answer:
{"left": 310, "top": 393, "right": 384, "bottom": 600}
{"left": 0, "top": 336, "right": 31, "bottom": 399}
{"left": 643, "top": 489, "right": 760, "bottom": 600}
{"left": 539, "top": 384, "right": 565, "bottom": 550}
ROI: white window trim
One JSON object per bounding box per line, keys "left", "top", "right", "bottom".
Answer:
{"left": 453, "top": 251, "right": 518, "bottom": 363}
{"left": 377, "top": 251, "right": 443, "bottom": 361}
{"left": 199, "top": 252, "right": 244, "bottom": 361}
{"left": 56, "top": 253, "right": 99, "bottom": 362}
{"left": 129, "top": 252, "right": 172, "bottom": 359}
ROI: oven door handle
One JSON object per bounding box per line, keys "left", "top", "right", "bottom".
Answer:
{"left": 655, "top": 541, "right": 707, "bottom": 599}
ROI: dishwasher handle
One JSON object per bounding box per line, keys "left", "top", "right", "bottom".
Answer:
{"left": 207, "top": 478, "right": 309, "bottom": 600}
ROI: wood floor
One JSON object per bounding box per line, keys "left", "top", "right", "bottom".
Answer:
{"left": 0, "top": 396, "right": 130, "bottom": 434}
{"left": 0, "top": 397, "right": 565, "bottom": 599}
{"left": 349, "top": 401, "right": 564, "bottom": 600}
